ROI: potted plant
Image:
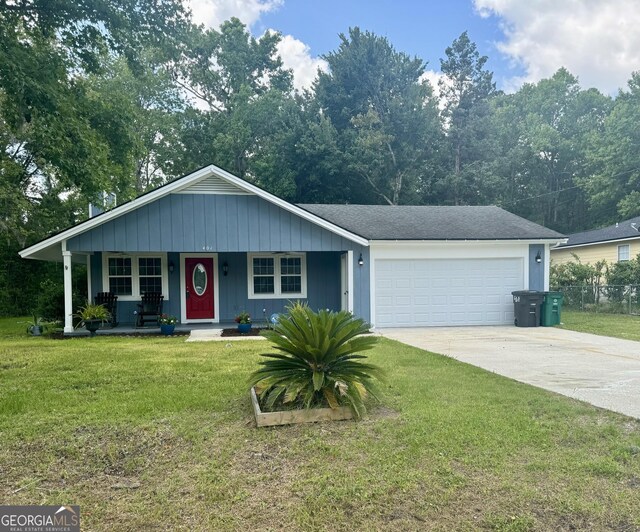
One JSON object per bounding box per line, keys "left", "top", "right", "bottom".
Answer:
{"left": 76, "top": 302, "right": 110, "bottom": 336}
{"left": 249, "top": 303, "right": 383, "bottom": 426}
{"left": 26, "top": 312, "right": 43, "bottom": 336}
{"left": 159, "top": 314, "right": 177, "bottom": 335}
{"left": 235, "top": 311, "right": 252, "bottom": 333}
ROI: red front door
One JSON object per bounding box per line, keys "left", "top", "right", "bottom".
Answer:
{"left": 185, "top": 258, "right": 215, "bottom": 320}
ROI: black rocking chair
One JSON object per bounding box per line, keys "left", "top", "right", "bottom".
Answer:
{"left": 136, "top": 292, "right": 164, "bottom": 327}
{"left": 94, "top": 292, "right": 118, "bottom": 327}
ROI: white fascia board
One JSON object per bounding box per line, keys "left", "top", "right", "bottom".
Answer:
{"left": 20, "top": 164, "right": 369, "bottom": 260}
{"left": 19, "top": 165, "right": 214, "bottom": 259}
{"left": 551, "top": 235, "right": 640, "bottom": 250}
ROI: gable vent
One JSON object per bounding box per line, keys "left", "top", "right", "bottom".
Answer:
{"left": 174, "top": 174, "right": 251, "bottom": 195}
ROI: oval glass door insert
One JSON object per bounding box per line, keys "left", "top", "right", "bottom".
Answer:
{"left": 193, "top": 263, "right": 207, "bottom": 296}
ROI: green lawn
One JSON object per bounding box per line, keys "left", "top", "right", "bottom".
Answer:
{"left": 559, "top": 309, "right": 640, "bottom": 342}
{"left": 1, "top": 316, "right": 639, "bottom": 530}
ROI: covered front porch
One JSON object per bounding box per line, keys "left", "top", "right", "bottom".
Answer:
{"left": 59, "top": 248, "right": 367, "bottom": 333}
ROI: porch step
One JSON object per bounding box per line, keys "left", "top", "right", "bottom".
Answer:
{"left": 186, "top": 329, "right": 267, "bottom": 342}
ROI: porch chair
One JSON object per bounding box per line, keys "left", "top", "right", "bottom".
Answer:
{"left": 94, "top": 292, "right": 118, "bottom": 327}
{"left": 136, "top": 292, "right": 164, "bottom": 327}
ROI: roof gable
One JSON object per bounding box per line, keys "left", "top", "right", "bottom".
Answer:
{"left": 19, "top": 165, "right": 368, "bottom": 260}
{"left": 67, "top": 194, "right": 360, "bottom": 254}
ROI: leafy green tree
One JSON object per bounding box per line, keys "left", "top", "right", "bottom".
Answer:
{"left": 286, "top": 101, "right": 344, "bottom": 203}
{"left": 0, "top": 0, "right": 190, "bottom": 315}
{"left": 177, "top": 18, "right": 297, "bottom": 185}
{"left": 581, "top": 72, "right": 640, "bottom": 223}
{"left": 0, "top": 0, "right": 189, "bottom": 72}
{"left": 489, "top": 69, "right": 612, "bottom": 232}
{"left": 180, "top": 18, "right": 291, "bottom": 112}
{"left": 315, "top": 27, "right": 443, "bottom": 204}
{"left": 0, "top": 0, "right": 190, "bottom": 215}
{"left": 438, "top": 31, "right": 497, "bottom": 204}
{"left": 85, "top": 54, "right": 188, "bottom": 197}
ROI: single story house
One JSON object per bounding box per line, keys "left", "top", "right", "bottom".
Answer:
{"left": 551, "top": 216, "right": 640, "bottom": 265}
{"left": 19, "top": 164, "right": 565, "bottom": 333}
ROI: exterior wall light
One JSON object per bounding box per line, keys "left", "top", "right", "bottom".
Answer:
{"left": 358, "top": 253, "right": 364, "bottom": 266}
{"left": 223, "top": 262, "right": 229, "bottom": 276}
{"left": 535, "top": 251, "right": 542, "bottom": 264}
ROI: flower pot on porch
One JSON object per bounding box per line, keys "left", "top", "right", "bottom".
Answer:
{"left": 160, "top": 324, "right": 175, "bottom": 335}
{"left": 84, "top": 319, "right": 102, "bottom": 336}
{"left": 237, "top": 323, "right": 252, "bottom": 334}
{"left": 28, "top": 325, "right": 43, "bottom": 336}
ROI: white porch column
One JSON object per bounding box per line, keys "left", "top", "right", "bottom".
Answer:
{"left": 62, "top": 247, "right": 74, "bottom": 333}
{"left": 347, "top": 250, "right": 354, "bottom": 313}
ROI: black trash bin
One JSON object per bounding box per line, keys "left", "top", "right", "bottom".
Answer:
{"left": 512, "top": 290, "right": 544, "bottom": 327}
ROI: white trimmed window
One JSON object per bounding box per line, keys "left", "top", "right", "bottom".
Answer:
{"left": 102, "top": 254, "right": 169, "bottom": 301}
{"left": 247, "top": 253, "right": 307, "bottom": 299}
{"left": 618, "top": 244, "right": 630, "bottom": 262}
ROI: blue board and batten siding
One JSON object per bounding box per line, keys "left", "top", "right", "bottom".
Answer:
{"left": 528, "top": 244, "right": 545, "bottom": 291}
{"left": 217, "top": 251, "right": 344, "bottom": 321}
{"left": 73, "top": 194, "right": 370, "bottom": 323}
{"left": 67, "top": 194, "right": 359, "bottom": 253}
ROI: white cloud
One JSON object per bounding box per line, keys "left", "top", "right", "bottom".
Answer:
{"left": 186, "top": 0, "right": 282, "bottom": 30}
{"left": 183, "top": 1, "right": 325, "bottom": 91}
{"left": 474, "top": 0, "right": 640, "bottom": 94}
{"left": 419, "top": 70, "right": 449, "bottom": 109}
{"left": 275, "top": 34, "right": 328, "bottom": 91}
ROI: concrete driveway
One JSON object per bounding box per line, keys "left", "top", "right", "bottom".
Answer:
{"left": 379, "top": 326, "right": 640, "bottom": 419}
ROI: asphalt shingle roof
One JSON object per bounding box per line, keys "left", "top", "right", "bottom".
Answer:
{"left": 556, "top": 215, "right": 640, "bottom": 248}
{"left": 297, "top": 204, "right": 564, "bottom": 240}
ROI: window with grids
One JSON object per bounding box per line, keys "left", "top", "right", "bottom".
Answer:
{"left": 108, "top": 257, "right": 132, "bottom": 295}
{"left": 618, "top": 244, "right": 630, "bottom": 262}
{"left": 104, "top": 254, "right": 166, "bottom": 300}
{"left": 252, "top": 257, "right": 275, "bottom": 294}
{"left": 280, "top": 257, "right": 302, "bottom": 293}
{"left": 139, "top": 257, "right": 162, "bottom": 294}
{"left": 248, "top": 254, "right": 306, "bottom": 298}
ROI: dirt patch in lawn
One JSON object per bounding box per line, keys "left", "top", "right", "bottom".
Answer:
{"left": 0, "top": 422, "right": 183, "bottom": 495}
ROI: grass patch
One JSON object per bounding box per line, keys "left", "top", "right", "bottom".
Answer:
{"left": 0, "top": 322, "right": 639, "bottom": 529}
{"left": 558, "top": 310, "right": 640, "bottom": 341}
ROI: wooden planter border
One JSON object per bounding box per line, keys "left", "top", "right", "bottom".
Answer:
{"left": 250, "top": 387, "right": 353, "bottom": 427}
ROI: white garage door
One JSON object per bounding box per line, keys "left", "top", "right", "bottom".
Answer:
{"left": 374, "top": 258, "right": 524, "bottom": 327}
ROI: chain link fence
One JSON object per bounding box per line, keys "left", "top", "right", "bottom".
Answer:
{"left": 551, "top": 285, "right": 640, "bottom": 315}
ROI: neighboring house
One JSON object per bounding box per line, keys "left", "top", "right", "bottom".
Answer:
{"left": 550, "top": 216, "right": 640, "bottom": 266}
{"left": 19, "top": 164, "right": 564, "bottom": 332}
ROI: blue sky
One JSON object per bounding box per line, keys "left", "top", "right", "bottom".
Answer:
{"left": 256, "top": 1, "right": 523, "bottom": 88}
{"left": 188, "top": 0, "right": 640, "bottom": 95}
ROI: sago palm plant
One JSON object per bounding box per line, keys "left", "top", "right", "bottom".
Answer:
{"left": 250, "top": 303, "right": 383, "bottom": 419}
